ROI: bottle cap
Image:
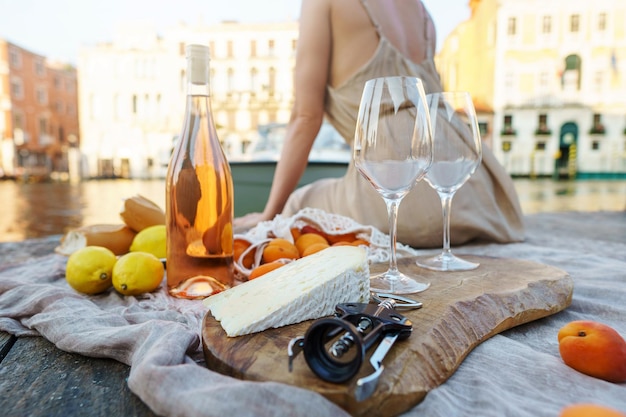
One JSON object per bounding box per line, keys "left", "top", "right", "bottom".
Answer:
{"left": 186, "top": 44, "right": 210, "bottom": 85}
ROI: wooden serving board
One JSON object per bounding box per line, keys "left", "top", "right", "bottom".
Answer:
{"left": 201, "top": 255, "right": 573, "bottom": 417}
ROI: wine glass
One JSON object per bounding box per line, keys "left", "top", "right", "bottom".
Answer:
{"left": 416, "top": 91, "right": 482, "bottom": 271}
{"left": 354, "top": 76, "right": 433, "bottom": 294}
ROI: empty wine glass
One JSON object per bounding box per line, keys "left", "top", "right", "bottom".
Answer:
{"left": 416, "top": 91, "right": 482, "bottom": 271}
{"left": 354, "top": 76, "right": 433, "bottom": 294}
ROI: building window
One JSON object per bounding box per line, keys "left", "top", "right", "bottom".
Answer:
{"left": 570, "top": 14, "right": 580, "bottom": 33}
{"left": 535, "top": 114, "right": 551, "bottom": 135}
{"left": 507, "top": 17, "right": 517, "bottom": 36}
{"left": 227, "top": 68, "right": 235, "bottom": 92}
{"left": 36, "top": 86, "right": 47, "bottom": 105}
{"left": 9, "top": 48, "right": 21, "bottom": 68}
{"left": 227, "top": 40, "right": 234, "bottom": 58}
{"left": 591, "top": 141, "right": 600, "bottom": 150}
{"left": 34, "top": 59, "right": 45, "bottom": 77}
{"left": 535, "top": 142, "right": 546, "bottom": 151}
{"left": 539, "top": 71, "right": 549, "bottom": 89}
{"left": 209, "top": 41, "right": 216, "bottom": 58}
{"left": 250, "top": 68, "right": 258, "bottom": 92}
{"left": 13, "top": 112, "right": 25, "bottom": 130}
{"left": 268, "top": 39, "right": 275, "bottom": 56}
{"left": 590, "top": 113, "right": 605, "bottom": 134}
{"left": 562, "top": 54, "right": 582, "bottom": 91}
{"left": 10, "top": 77, "right": 23, "bottom": 99}
{"left": 502, "top": 115, "right": 516, "bottom": 135}
{"left": 38, "top": 117, "right": 48, "bottom": 137}
{"left": 478, "top": 122, "right": 488, "bottom": 137}
{"left": 268, "top": 67, "right": 276, "bottom": 95}
{"left": 542, "top": 16, "right": 552, "bottom": 34}
{"left": 598, "top": 13, "right": 607, "bottom": 31}
{"left": 594, "top": 70, "right": 605, "bottom": 92}
{"left": 250, "top": 40, "right": 257, "bottom": 57}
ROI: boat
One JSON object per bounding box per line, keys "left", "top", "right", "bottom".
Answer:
{"left": 229, "top": 122, "right": 350, "bottom": 216}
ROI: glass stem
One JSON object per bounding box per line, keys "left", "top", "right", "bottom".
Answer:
{"left": 440, "top": 193, "right": 454, "bottom": 256}
{"left": 385, "top": 198, "right": 401, "bottom": 280}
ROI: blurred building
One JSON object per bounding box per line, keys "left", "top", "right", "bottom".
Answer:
{"left": 436, "top": 0, "right": 626, "bottom": 178}
{"left": 0, "top": 40, "right": 79, "bottom": 180}
{"left": 77, "top": 20, "right": 297, "bottom": 179}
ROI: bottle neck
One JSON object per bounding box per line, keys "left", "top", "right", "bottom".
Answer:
{"left": 187, "top": 80, "right": 210, "bottom": 97}
{"left": 186, "top": 55, "right": 210, "bottom": 97}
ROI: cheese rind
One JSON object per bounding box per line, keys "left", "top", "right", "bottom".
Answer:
{"left": 203, "top": 245, "right": 370, "bottom": 337}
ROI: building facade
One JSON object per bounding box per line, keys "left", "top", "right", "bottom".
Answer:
{"left": 77, "top": 20, "right": 298, "bottom": 179}
{"left": 0, "top": 40, "right": 79, "bottom": 180}
{"left": 436, "top": 0, "right": 626, "bottom": 178}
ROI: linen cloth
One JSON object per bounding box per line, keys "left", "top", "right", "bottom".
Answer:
{"left": 0, "top": 210, "right": 625, "bottom": 416}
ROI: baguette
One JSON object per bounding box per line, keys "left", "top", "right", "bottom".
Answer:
{"left": 120, "top": 195, "right": 165, "bottom": 232}
{"left": 55, "top": 224, "right": 137, "bottom": 256}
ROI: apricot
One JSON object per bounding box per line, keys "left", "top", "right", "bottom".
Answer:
{"left": 558, "top": 320, "right": 626, "bottom": 383}
{"left": 234, "top": 238, "right": 254, "bottom": 269}
{"left": 249, "top": 261, "right": 284, "bottom": 280}
{"left": 290, "top": 227, "right": 302, "bottom": 242}
{"left": 301, "top": 225, "right": 325, "bottom": 237}
{"left": 560, "top": 403, "right": 626, "bottom": 417}
{"left": 262, "top": 238, "right": 300, "bottom": 263}
{"left": 301, "top": 242, "right": 330, "bottom": 257}
{"left": 326, "top": 232, "right": 358, "bottom": 245}
{"left": 295, "top": 233, "right": 329, "bottom": 257}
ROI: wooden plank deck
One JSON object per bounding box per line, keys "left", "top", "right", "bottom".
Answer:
{"left": 0, "top": 332, "right": 157, "bottom": 417}
{"left": 0, "top": 236, "right": 157, "bottom": 417}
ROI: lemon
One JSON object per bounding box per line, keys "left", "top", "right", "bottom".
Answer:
{"left": 65, "top": 246, "right": 117, "bottom": 294}
{"left": 112, "top": 252, "right": 164, "bottom": 296}
{"left": 130, "top": 224, "right": 166, "bottom": 259}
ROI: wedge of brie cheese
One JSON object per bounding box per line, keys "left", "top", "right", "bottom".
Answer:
{"left": 203, "top": 245, "right": 370, "bottom": 337}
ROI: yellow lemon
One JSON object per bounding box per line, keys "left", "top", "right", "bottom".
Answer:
{"left": 129, "top": 224, "right": 166, "bottom": 259}
{"left": 65, "top": 246, "right": 117, "bottom": 294}
{"left": 112, "top": 252, "right": 164, "bottom": 296}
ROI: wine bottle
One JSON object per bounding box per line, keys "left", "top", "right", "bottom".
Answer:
{"left": 165, "top": 44, "right": 234, "bottom": 299}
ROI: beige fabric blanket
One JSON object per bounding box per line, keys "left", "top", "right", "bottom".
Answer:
{"left": 1, "top": 210, "right": 625, "bottom": 416}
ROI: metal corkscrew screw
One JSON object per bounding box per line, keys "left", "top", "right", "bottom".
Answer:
{"left": 288, "top": 293, "right": 421, "bottom": 401}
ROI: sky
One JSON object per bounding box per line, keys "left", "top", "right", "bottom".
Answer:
{"left": 0, "top": 0, "right": 470, "bottom": 64}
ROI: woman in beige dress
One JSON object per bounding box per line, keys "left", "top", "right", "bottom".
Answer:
{"left": 234, "top": 0, "right": 525, "bottom": 248}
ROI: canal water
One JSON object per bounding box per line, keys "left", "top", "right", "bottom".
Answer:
{"left": 0, "top": 178, "right": 624, "bottom": 242}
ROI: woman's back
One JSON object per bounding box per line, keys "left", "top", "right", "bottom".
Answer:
{"left": 328, "top": 0, "right": 434, "bottom": 89}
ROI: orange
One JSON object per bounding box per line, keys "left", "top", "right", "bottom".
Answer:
{"left": 249, "top": 261, "right": 284, "bottom": 280}
{"left": 301, "top": 242, "right": 330, "bottom": 257}
{"left": 560, "top": 403, "right": 626, "bottom": 417}
{"left": 262, "top": 238, "right": 300, "bottom": 263}
{"left": 295, "top": 233, "right": 329, "bottom": 256}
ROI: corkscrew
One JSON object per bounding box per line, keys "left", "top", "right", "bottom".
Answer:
{"left": 288, "top": 293, "right": 421, "bottom": 401}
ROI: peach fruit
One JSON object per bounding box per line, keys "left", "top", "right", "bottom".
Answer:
{"left": 560, "top": 403, "right": 626, "bottom": 417}
{"left": 558, "top": 320, "right": 626, "bottom": 383}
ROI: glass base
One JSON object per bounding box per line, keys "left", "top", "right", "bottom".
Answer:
{"left": 370, "top": 270, "right": 430, "bottom": 294}
{"left": 416, "top": 252, "right": 479, "bottom": 272}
